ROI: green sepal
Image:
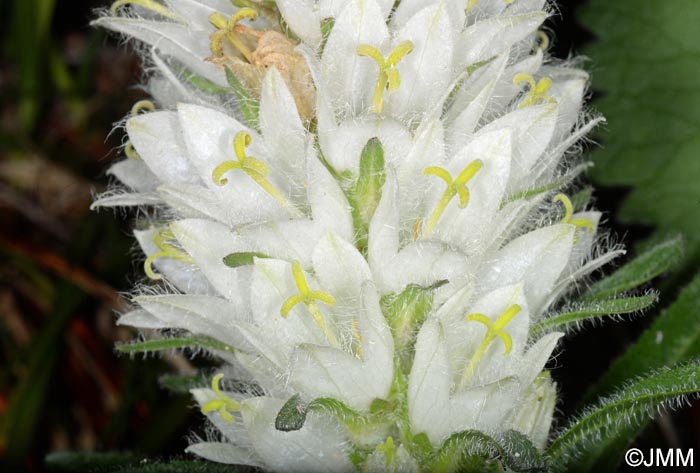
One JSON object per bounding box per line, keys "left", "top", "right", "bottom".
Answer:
{"left": 117, "top": 335, "right": 233, "bottom": 354}
{"left": 426, "top": 429, "right": 547, "bottom": 473}
{"left": 184, "top": 73, "right": 231, "bottom": 95}
{"left": 531, "top": 293, "right": 657, "bottom": 335}
{"left": 225, "top": 68, "right": 260, "bottom": 130}
{"left": 381, "top": 280, "right": 447, "bottom": 372}
{"left": 223, "top": 251, "right": 269, "bottom": 268}
{"left": 583, "top": 235, "right": 683, "bottom": 300}
{"left": 275, "top": 394, "right": 371, "bottom": 434}
{"left": 349, "top": 138, "right": 386, "bottom": 251}
{"left": 570, "top": 187, "right": 593, "bottom": 212}
{"left": 547, "top": 361, "right": 700, "bottom": 472}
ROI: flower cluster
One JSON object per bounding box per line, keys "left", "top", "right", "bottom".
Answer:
{"left": 95, "top": 0, "right": 621, "bottom": 471}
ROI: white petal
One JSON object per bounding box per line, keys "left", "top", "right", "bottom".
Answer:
{"left": 260, "top": 67, "right": 307, "bottom": 200}
{"left": 241, "top": 397, "right": 354, "bottom": 473}
{"left": 480, "top": 224, "right": 575, "bottom": 312}
{"left": 177, "top": 104, "right": 290, "bottom": 225}
{"left": 322, "top": 0, "right": 390, "bottom": 115}
{"left": 134, "top": 227, "right": 215, "bottom": 294}
{"left": 93, "top": 18, "right": 224, "bottom": 85}
{"left": 408, "top": 319, "right": 452, "bottom": 443}
{"left": 107, "top": 159, "right": 157, "bottom": 192}
{"left": 116, "top": 309, "right": 167, "bottom": 329}
{"left": 127, "top": 111, "right": 200, "bottom": 185}
{"left": 186, "top": 442, "right": 264, "bottom": 468}
{"left": 276, "top": 0, "right": 322, "bottom": 47}
{"left": 389, "top": 3, "right": 454, "bottom": 117}
{"left": 170, "top": 218, "right": 252, "bottom": 300}
{"left": 455, "top": 12, "right": 546, "bottom": 71}
{"left": 304, "top": 153, "right": 352, "bottom": 244}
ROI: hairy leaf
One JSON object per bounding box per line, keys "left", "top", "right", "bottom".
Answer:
{"left": 117, "top": 336, "right": 233, "bottom": 354}
{"left": 547, "top": 362, "right": 700, "bottom": 472}
{"left": 583, "top": 275, "right": 700, "bottom": 402}
{"left": 275, "top": 394, "right": 370, "bottom": 433}
{"left": 223, "top": 252, "right": 269, "bottom": 268}
{"left": 45, "top": 452, "right": 254, "bottom": 473}
{"left": 225, "top": 68, "right": 260, "bottom": 129}
{"left": 584, "top": 236, "right": 683, "bottom": 299}
{"left": 427, "top": 429, "right": 547, "bottom": 473}
{"left": 531, "top": 293, "right": 657, "bottom": 335}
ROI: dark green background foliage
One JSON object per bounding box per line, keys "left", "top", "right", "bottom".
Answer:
{"left": 0, "top": 0, "right": 699, "bottom": 472}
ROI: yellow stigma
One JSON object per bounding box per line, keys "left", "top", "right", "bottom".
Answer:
{"left": 143, "top": 228, "right": 194, "bottom": 280}
{"left": 110, "top": 0, "right": 182, "bottom": 21}
{"left": 280, "top": 261, "right": 339, "bottom": 346}
{"left": 422, "top": 160, "right": 483, "bottom": 238}
{"left": 460, "top": 304, "right": 521, "bottom": 388}
{"left": 201, "top": 374, "right": 241, "bottom": 423}
{"left": 130, "top": 100, "right": 155, "bottom": 116}
{"left": 536, "top": 31, "right": 550, "bottom": 51}
{"left": 554, "top": 193, "right": 595, "bottom": 232}
{"left": 208, "top": 7, "right": 257, "bottom": 62}
{"left": 357, "top": 41, "right": 414, "bottom": 113}
{"left": 124, "top": 141, "right": 140, "bottom": 160}
{"left": 212, "top": 131, "right": 293, "bottom": 209}
{"left": 513, "top": 73, "right": 556, "bottom": 108}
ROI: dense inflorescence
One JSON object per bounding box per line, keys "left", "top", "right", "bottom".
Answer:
{"left": 95, "top": 1, "right": 621, "bottom": 471}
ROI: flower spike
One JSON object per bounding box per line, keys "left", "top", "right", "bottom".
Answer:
{"left": 513, "top": 73, "right": 556, "bottom": 108}
{"left": 554, "top": 193, "right": 595, "bottom": 232}
{"left": 357, "top": 41, "right": 414, "bottom": 113}
{"left": 281, "top": 261, "right": 339, "bottom": 347}
{"left": 201, "top": 374, "right": 241, "bottom": 423}
{"left": 422, "top": 160, "right": 483, "bottom": 237}
{"left": 460, "top": 304, "right": 522, "bottom": 388}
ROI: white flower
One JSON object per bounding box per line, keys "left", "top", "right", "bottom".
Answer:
{"left": 97, "top": 0, "right": 622, "bottom": 471}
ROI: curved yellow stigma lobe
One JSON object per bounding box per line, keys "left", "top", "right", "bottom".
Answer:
{"left": 554, "top": 193, "right": 594, "bottom": 232}
{"left": 357, "top": 41, "right": 414, "bottom": 113}
{"left": 110, "top": 0, "right": 182, "bottom": 21}
{"left": 422, "top": 159, "right": 483, "bottom": 238}
{"left": 513, "top": 73, "right": 556, "bottom": 108}
{"left": 281, "top": 261, "right": 339, "bottom": 346}
{"left": 124, "top": 141, "right": 140, "bottom": 160}
{"left": 130, "top": 100, "right": 155, "bottom": 116}
{"left": 208, "top": 8, "right": 257, "bottom": 62}
{"left": 536, "top": 31, "right": 550, "bottom": 51}
{"left": 212, "top": 131, "right": 291, "bottom": 208}
{"left": 201, "top": 374, "right": 241, "bottom": 423}
{"left": 143, "top": 228, "right": 194, "bottom": 280}
{"left": 460, "top": 304, "right": 521, "bottom": 388}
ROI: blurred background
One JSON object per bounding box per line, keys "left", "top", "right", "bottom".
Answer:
{"left": 0, "top": 0, "right": 698, "bottom": 471}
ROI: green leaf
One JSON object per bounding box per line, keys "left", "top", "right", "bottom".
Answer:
{"left": 546, "top": 361, "right": 700, "bottom": 473}
{"left": 349, "top": 138, "right": 386, "bottom": 250}
{"left": 531, "top": 294, "right": 657, "bottom": 335}
{"left": 583, "top": 236, "right": 683, "bottom": 300}
{"left": 225, "top": 68, "right": 260, "bottom": 129}
{"left": 223, "top": 252, "right": 269, "bottom": 268}
{"left": 45, "top": 452, "right": 253, "bottom": 473}
{"left": 579, "top": 0, "right": 700, "bottom": 268}
{"left": 45, "top": 452, "right": 140, "bottom": 473}
{"left": 275, "top": 394, "right": 370, "bottom": 433}
{"left": 583, "top": 274, "right": 700, "bottom": 403}
{"left": 117, "top": 335, "right": 233, "bottom": 354}
{"left": 427, "top": 429, "right": 547, "bottom": 473}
